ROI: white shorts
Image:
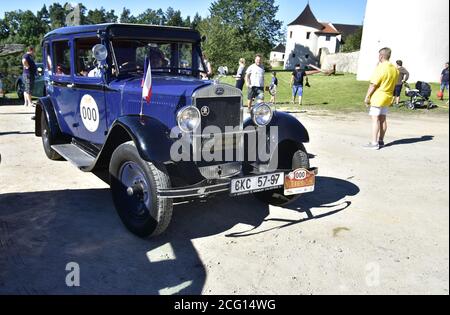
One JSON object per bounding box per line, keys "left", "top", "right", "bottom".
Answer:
{"left": 369, "top": 106, "right": 389, "bottom": 116}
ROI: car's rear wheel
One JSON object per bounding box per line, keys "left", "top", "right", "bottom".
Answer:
{"left": 41, "top": 114, "right": 62, "bottom": 160}
{"left": 109, "top": 141, "right": 173, "bottom": 238}
{"left": 17, "top": 81, "right": 24, "bottom": 101}
{"left": 254, "top": 145, "right": 310, "bottom": 207}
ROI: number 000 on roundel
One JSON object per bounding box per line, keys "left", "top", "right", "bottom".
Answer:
{"left": 80, "top": 94, "right": 99, "bottom": 132}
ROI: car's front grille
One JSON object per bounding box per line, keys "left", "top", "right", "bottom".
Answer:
{"left": 196, "top": 97, "right": 241, "bottom": 133}
{"left": 192, "top": 85, "right": 243, "bottom": 165}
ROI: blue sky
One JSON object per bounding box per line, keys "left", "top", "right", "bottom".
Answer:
{"left": 0, "top": 0, "right": 367, "bottom": 26}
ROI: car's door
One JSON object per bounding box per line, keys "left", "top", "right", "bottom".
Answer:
{"left": 71, "top": 35, "right": 108, "bottom": 145}
{"left": 49, "top": 38, "right": 81, "bottom": 138}
{"left": 33, "top": 64, "right": 45, "bottom": 97}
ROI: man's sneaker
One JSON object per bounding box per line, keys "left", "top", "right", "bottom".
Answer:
{"left": 379, "top": 140, "right": 385, "bottom": 148}
{"left": 363, "top": 142, "right": 380, "bottom": 150}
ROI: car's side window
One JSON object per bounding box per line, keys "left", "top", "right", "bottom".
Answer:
{"left": 74, "top": 37, "right": 101, "bottom": 78}
{"left": 44, "top": 43, "right": 52, "bottom": 74}
{"left": 52, "top": 40, "right": 72, "bottom": 77}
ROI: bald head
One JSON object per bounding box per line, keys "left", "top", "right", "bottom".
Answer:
{"left": 379, "top": 47, "right": 392, "bottom": 61}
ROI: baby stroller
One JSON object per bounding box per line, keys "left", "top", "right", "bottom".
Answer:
{"left": 404, "top": 82, "right": 437, "bottom": 110}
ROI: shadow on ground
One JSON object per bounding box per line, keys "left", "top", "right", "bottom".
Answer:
{"left": 0, "top": 99, "right": 25, "bottom": 106}
{"left": 0, "top": 131, "right": 35, "bottom": 136}
{"left": 384, "top": 135, "right": 434, "bottom": 148}
{"left": 0, "top": 176, "right": 358, "bottom": 295}
{"left": 226, "top": 176, "right": 360, "bottom": 237}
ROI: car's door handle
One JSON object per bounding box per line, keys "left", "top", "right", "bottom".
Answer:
{"left": 67, "top": 83, "right": 75, "bottom": 88}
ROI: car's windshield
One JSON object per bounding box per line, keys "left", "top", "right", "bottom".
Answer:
{"left": 111, "top": 39, "right": 203, "bottom": 77}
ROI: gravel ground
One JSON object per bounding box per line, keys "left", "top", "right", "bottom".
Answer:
{"left": 0, "top": 104, "right": 448, "bottom": 295}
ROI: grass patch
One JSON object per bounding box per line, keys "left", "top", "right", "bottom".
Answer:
{"left": 221, "top": 73, "right": 449, "bottom": 115}
{"left": 5, "top": 93, "right": 18, "bottom": 99}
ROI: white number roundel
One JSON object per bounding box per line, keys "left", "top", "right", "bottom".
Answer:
{"left": 80, "top": 94, "right": 99, "bottom": 132}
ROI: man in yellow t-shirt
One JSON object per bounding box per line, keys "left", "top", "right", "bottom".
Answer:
{"left": 364, "top": 47, "right": 399, "bottom": 150}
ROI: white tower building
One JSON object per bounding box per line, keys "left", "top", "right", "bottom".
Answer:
{"left": 283, "top": 4, "right": 361, "bottom": 70}
{"left": 357, "top": 0, "right": 449, "bottom": 82}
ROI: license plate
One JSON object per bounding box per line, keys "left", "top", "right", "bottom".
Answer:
{"left": 230, "top": 172, "right": 284, "bottom": 196}
{"left": 284, "top": 168, "right": 316, "bottom": 196}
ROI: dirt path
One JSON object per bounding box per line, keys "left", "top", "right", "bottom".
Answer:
{"left": 0, "top": 104, "right": 448, "bottom": 295}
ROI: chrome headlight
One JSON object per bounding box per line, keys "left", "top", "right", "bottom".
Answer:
{"left": 177, "top": 106, "right": 201, "bottom": 133}
{"left": 251, "top": 103, "right": 273, "bottom": 126}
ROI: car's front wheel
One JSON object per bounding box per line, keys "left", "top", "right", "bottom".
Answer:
{"left": 109, "top": 142, "right": 173, "bottom": 238}
{"left": 254, "top": 145, "right": 310, "bottom": 207}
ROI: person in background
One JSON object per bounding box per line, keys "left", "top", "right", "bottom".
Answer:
{"left": 235, "top": 58, "right": 246, "bottom": 90}
{"left": 364, "top": 47, "right": 399, "bottom": 150}
{"left": 269, "top": 72, "right": 278, "bottom": 104}
{"left": 290, "top": 63, "right": 321, "bottom": 106}
{"left": 55, "top": 65, "right": 65, "bottom": 76}
{"left": 201, "top": 53, "right": 212, "bottom": 80}
{"left": 21, "top": 46, "right": 37, "bottom": 107}
{"left": 439, "top": 62, "right": 449, "bottom": 101}
{"left": 245, "top": 54, "right": 265, "bottom": 110}
{"left": 393, "top": 60, "right": 410, "bottom": 106}
{"left": 0, "top": 73, "right": 4, "bottom": 98}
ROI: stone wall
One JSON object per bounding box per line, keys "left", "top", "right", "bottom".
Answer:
{"left": 320, "top": 50, "right": 360, "bottom": 74}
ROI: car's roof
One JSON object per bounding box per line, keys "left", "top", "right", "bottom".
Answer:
{"left": 44, "top": 23, "right": 201, "bottom": 42}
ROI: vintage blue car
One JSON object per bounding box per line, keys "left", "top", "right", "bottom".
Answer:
{"left": 35, "top": 24, "right": 317, "bottom": 237}
{"left": 16, "top": 63, "right": 46, "bottom": 99}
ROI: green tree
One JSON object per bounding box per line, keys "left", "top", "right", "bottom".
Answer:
{"left": 0, "top": 19, "right": 9, "bottom": 40}
{"left": 37, "top": 5, "right": 50, "bottom": 32}
{"left": 105, "top": 10, "right": 118, "bottom": 23}
{"left": 342, "top": 27, "right": 363, "bottom": 52}
{"left": 156, "top": 9, "right": 166, "bottom": 25}
{"left": 191, "top": 13, "right": 202, "bottom": 30}
{"left": 119, "top": 8, "right": 137, "bottom": 24}
{"left": 184, "top": 16, "right": 191, "bottom": 28}
{"left": 2, "top": 10, "right": 45, "bottom": 45}
{"left": 77, "top": 3, "right": 89, "bottom": 25}
{"left": 198, "top": 17, "right": 253, "bottom": 74}
{"left": 209, "top": 0, "right": 282, "bottom": 56}
{"left": 136, "top": 9, "right": 161, "bottom": 25}
{"left": 48, "top": 3, "right": 66, "bottom": 29}
{"left": 165, "top": 7, "right": 183, "bottom": 26}
{"left": 86, "top": 7, "right": 116, "bottom": 24}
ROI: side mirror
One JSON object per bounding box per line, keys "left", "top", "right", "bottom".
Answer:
{"left": 92, "top": 44, "right": 108, "bottom": 62}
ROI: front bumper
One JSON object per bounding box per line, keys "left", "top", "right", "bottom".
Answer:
{"left": 157, "top": 167, "right": 318, "bottom": 200}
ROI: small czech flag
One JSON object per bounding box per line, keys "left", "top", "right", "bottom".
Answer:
{"left": 142, "top": 57, "right": 153, "bottom": 103}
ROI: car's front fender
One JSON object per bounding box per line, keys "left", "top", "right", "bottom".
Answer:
{"left": 244, "top": 110, "right": 310, "bottom": 144}
{"left": 114, "top": 115, "right": 175, "bottom": 163}
{"left": 90, "top": 115, "right": 176, "bottom": 173}
{"left": 243, "top": 110, "right": 310, "bottom": 170}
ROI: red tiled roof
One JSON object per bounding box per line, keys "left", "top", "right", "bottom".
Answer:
{"left": 315, "top": 23, "right": 340, "bottom": 35}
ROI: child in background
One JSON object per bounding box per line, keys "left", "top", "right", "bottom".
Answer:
{"left": 269, "top": 72, "right": 278, "bottom": 104}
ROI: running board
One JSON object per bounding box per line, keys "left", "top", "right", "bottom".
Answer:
{"left": 51, "top": 144, "right": 95, "bottom": 169}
